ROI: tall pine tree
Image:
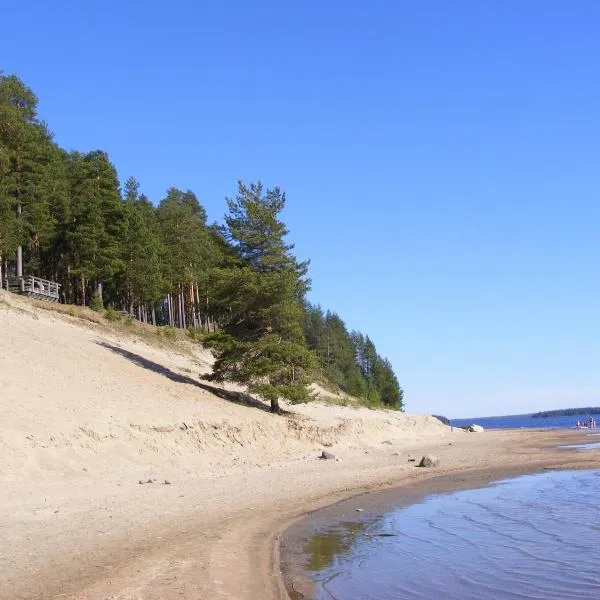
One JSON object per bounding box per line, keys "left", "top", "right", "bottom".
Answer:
{"left": 121, "top": 177, "right": 164, "bottom": 314}
{"left": 0, "top": 73, "right": 59, "bottom": 280}
{"left": 204, "top": 181, "right": 315, "bottom": 412}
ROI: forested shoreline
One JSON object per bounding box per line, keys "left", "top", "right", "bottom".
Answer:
{"left": 0, "top": 73, "right": 403, "bottom": 411}
{"left": 532, "top": 407, "right": 600, "bottom": 418}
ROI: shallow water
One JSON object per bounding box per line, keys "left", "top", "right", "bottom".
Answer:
{"left": 561, "top": 442, "right": 600, "bottom": 450}
{"left": 308, "top": 470, "right": 600, "bottom": 599}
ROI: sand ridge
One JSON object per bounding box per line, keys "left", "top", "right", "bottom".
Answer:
{"left": 1, "top": 289, "right": 599, "bottom": 599}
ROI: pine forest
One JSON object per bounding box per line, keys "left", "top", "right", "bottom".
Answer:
{"left": 0, "top": 73, "right": 403, "bottom": 412}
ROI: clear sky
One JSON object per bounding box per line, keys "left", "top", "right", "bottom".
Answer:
{"left": 3, "top": 1, "right": 600, "bottom": 417}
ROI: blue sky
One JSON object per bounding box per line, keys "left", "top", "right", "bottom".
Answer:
{"left": 3, "top": 1, "right": 600, "bottom": 417}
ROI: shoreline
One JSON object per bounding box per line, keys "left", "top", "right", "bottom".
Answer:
{"left": 278, "top": 429, "right": 600, "bottom": 600}
{"left": 2, "top": 429, "right": 600, "bottom": 598}
{"left": 3, "top": 295, "right": 600, "bottom": 599}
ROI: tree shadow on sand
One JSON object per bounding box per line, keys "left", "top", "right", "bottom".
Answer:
{"left": 95, "top": 341, "right": 275, "bottom": 414}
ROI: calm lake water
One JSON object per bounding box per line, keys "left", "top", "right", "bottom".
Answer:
{"left": 307, "top": 470, "right": 600, "bottom": 599}
{"left": 450, "top": 413, "right": 597, "bottom": 429}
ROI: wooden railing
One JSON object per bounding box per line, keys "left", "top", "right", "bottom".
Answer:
{"left": 6, "top": 276, "right": 60, "bottom": 302}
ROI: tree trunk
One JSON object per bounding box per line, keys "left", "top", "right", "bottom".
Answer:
{"left": 189, "top": 283, "right": 196, "bottom": 328}
{"left": 16, "top": 193, "right": 23, "bottom": 277}
{"left": 64, "top": 265, "right": 70, "bottom": 304}
{"left": 179, "top": 286, "right": 186, "bottom": 329}
{"left": 16, "top": 245, "right": 23, "bottom": 278}
{"left": 205, "top": 286, "right": 210, "bottom": 328}
{"left": 195, "top": 282, "right": 201, "bottom": 328}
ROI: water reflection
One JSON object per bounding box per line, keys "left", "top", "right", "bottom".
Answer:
{"left": 306, "top": 470, "right": 600, "bottom": 600}
{"left": 305, "top": 521, "right": 366, "bottom": 571}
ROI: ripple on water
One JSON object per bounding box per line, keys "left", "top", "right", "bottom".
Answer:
{"left": 308, "top": 470, "right": 600, "bottom": 600}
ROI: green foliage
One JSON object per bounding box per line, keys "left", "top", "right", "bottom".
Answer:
{"left": 0, "top": 73, "right": 61, "bottom": 271}
{"left": 104, "top": 307, "right": 121, "bottom": 322}
{"left": 0, "top": 74, "right": 406, "bottom": 413}
{"left": 157, "top": 187, "right": 217, "bottom": 290}
{"left": 303, "top": 302, "right": 404, "bottom": 410}
{"left": 225, "top": 181, "right": 310, "bottom": 296}
{"left": 187, "top": 327, "right": 205, "bottom": 341}
{"left": 160, "top": 325, "right": 177, "bottom": 339}
{"left": 67, "top": 150, "right": 125, "bottom": 298}
{"left": 204, "top": 267, "right": 317, "bottom": 411}
{"left": 89, "top": 293, "right": 104, "bottom": 312}
{"left": 122, "top": 179, "right": 165, "bottom": 305}
{"left": 532, "top": 407, "right": 600, "bottom": 418}
{"left": 204, "top": 187, "right": 316, "bottom": 411}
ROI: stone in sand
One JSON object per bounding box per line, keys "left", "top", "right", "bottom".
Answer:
{"left": 467, "top": 424, "right": 484, "bottom": 433}
{"left": 418, "top": 455, "right": 440, "bottom": 468}
{"left": 319, "top": 451, "right": 336, "bottom": 460}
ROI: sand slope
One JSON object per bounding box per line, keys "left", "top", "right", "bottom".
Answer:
{"left": 0, "top": 290, "right": 449, "bottom": 482}
{"left": 1, "top": 289, "right": 598, "bottom": 599}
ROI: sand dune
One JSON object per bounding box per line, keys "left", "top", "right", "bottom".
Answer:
{"left": 1, "top": 289, "right": 598, "bottom": 599}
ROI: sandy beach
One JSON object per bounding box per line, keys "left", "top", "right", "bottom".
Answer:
{"left": 2, "top": 290, "right": 599, "bottom": 600}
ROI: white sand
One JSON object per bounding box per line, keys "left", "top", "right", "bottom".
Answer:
{"left": 1, "top": 289, "right": 598, "bottom": 599}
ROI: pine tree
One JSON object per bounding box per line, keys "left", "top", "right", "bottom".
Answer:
{"left": 66, "top": 151, "right": 124, "bottom": 305}
{"left": 0, "top": 73, "right": 59, "bottom": 279}
{"left": 372, "top": 357, "right": 404, "bottom": 409}
{"left": 121, "top": 178, "right": 164, "bottom": 314}
{"left": 204, "top": 182, "right": 315, "bottom": 412}
{"left": 205, "top": 267, "right": 316, "bottom": 410}
{"left": 157, "top": 187, "right": 211, "bottom": 285}
{"left": 225, "top": 181, "right": 310, "bottom": 296}
{"left": 157, "top": 187, "right": 218, "bottom": 327}
{"left": 0, "top": 143, "right": 19, "bottom": 278}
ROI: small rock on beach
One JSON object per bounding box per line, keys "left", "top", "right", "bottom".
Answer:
{"left": 319, "top": 451, "right": 336, "bottom": 460}
{"left": 418, "top": 455, "right": 440, "bottom": 468}
{"left": 467, "top": 424, "right": 484, "bottom": 433}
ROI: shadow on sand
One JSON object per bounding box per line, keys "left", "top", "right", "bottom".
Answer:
{"left": 95, "top": 340, "right": 275, "bottom": 413}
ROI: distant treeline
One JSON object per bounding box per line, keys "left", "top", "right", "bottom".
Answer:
{"left": 532, "top": 407, "right": 600, "bottom": 418}
{"left": 0, "top": 73, "right": 403, "bottom": 411}
{"left": 432, "top": 415, "right": 450, "bottom": 425}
